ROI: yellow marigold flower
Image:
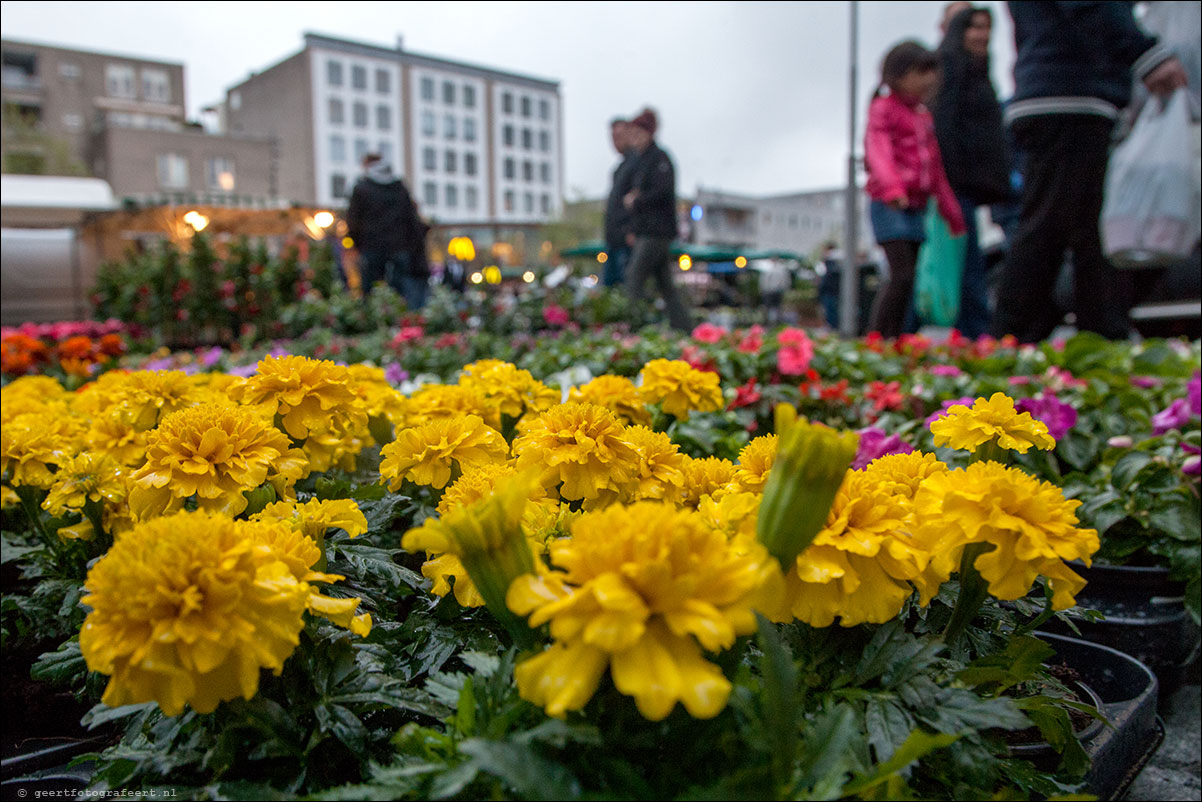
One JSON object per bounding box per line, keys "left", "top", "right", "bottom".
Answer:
{"left": 567, "top": 375, "right": 652, "bottom": 426}
{"left": 102, "top": 370, "right": 204, "bottom": 432}
{"left": 79, "top": 511, "right": 369, "bottom": 716}
{"left": 782, "top": 469, "right": 928, "bottom": 627}
{"left": 911, "top": 461, "right": 1100, "bottom": 610}
{"left": 620, "top": 425, "right": 686, "bottom": 503}
{"left": 380, "top": 414, "right": 508, "bottom": 490}
{"left": 679, "top": 456, "right": 738, "bottom": 507}
{"left": 252, "top": 498, "right": 368, "bottom": 540}
{"left": 347, "top": 364, "right": 407, "bottom": 431}
{"left": 1, "top": 413, "right": 87, "bottom": 489}
{"left": 129, "top": 403, "right": 309, "bottom": 519}
{"left": 699, "top": 490, "right": 761, "bottom": 544}
{"left": 403, "top": 383, "right": 490, "bottom": 427}
{"left": 228, "top": 355, "right": 366, "bottom": 441}
{"left": 85, "top": 410, "right": 149, "bottom": 468}
{"left": 460, "top": 360, "right": 561, "bottom": 425}
{"left": 2, "top": 376, "right": 71, "bottom": 424}
{"left": 438, "top": 463, "right": 520, "bottom": 515}
{"left": 42, "top": 452, "right": 126, "bottom": 516}
{"left": 511, "top": 403, "right": 638, "bottom": 504}
{"left": 929, "top": 392, "right": 1056, "bottom": 454}
{"left": 637, "top": 359, "right": 724, "bottom": 421}
{"left": 508, "top": 502, "right": 780, "bottom": 721}
{"left": 861, "top": 451, "right": 948, "bottom": 499}
{"left": 2, "top": 485, "right": 19, "bottom": 509}
{"left": 730, "top": 434, "right": 778, "bottom": 494}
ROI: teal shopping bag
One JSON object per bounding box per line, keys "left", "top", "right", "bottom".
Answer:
{"left": 914, "top": 199, "right": 967, "bottom": 327}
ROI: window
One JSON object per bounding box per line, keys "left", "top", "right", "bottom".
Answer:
{"left": 504, "top": 157, "right": 515, "bottom": 180}
{"left": 423, "top": 181, "right": 438, "bottom": 205}
{"left": 327, "top": 60, "right": 343, "bottom": 86}
{"left": 523, "top": 192, "right": 534, "bottom": 213}
{"left": 62, "top": 112, "right": 83, "bottom": 132}
{"left": 351, "top": 64, "right": 367, "bottom": 90}
{"left": 421, "top": 110, "right": 435, "bottom": 136}
{"left": 443, "top": 81, "right": 455, "bottom": 104}
{"left": 156, "top": 153, "right": 188, "bottom": 189}
{"left": 330, "top": 135, "right": 346, "bottom": 163}
{"left": 352, "top": 101, "right": 368, "bottom": 128}
{"left": 354, "top": 138, "right": 370, "bottom": 164}
{"left": 541, "top": 194, "right": 551, "bottom": 214}
{"left": 375, "top": 68, "right": 390, "bottom": 93}
{"left": 420, "top": 76, "right": 434, "bottom": 101}
{"left": 376, "top": 105, "right": 391, "bottom": 130}
{"left": 139, "top": 68, "right": 170, "bottom": 102}
{"left": 504, "top": 190, "right": 515, "bottom": 212}
{"left": 464, "top": 153, "right": 478, "bottom": 177}
{"left": 445, "top": 150, "right": 457, "bottom": 174}
{"left": 463, "top": 117, "right": 477, "bottom": 142}
{"left": 379, "top": 141, "right": 394, "bottom": 166}
{"left": 229, "top": 90, "right": 242, "bottom": 110}
{"left": 501, "top": 91, "right": 513, "bottom": 113}
{"left": 539, "top": 130, "right": 550, "bottom": 152}
{"left": 540, "top": 162, "right": 551, "bottom": 184}
{"left": 520, "top": 96, "right": 532, "bottom": 117}
{"left": 58, "top": 62, "right": 81, "bottom": 81}
{"left": 521, "top": 128, "right": 532, "bottom": 150}
{"left": 502, "top": 124, "right": 514, "bottom": 147}
{"left": 463, "top": 85, "right": 476, "bottom": 108}
{"left": 328, "top": 98, "right": 344, "bottom": 124}
{"left": 789, "top": 215, "right": 798, "bottom": 229}
{"left": 423, "top": 147, "right": 437, "bottom": 171}
{"left": 332, "top": 174, "right": 348, "bottom": 198}
{"left": 444, "top": 114, "right": 457, "bottom": 139}
{"left": 522, "top": 160, "right": 533, "bottom": 182}
{"left": 538, "top": 98, "right": 550, "bottom": 120}
{"left": 105, "top": 64, "right": 135, "bottom": 98}
{"left": 445, "top": 184, "right": 458, "bottom": 208}
{"left": 465, "top": 185, "right": 478, "bottom": 211}
{"left": 206, "top": 157, "right": 235, "bottom": 191}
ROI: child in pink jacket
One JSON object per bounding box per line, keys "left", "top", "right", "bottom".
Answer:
{"left": 864, "top": 40, "right": 966, "bottom": 338}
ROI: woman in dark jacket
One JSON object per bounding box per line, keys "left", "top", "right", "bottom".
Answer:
{"left": 932, "top": 6, "right": 1011, "bottom": 338}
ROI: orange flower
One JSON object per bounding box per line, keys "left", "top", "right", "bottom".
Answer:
{"left": 58, "top": 335, "right": 97, "bottom": 362}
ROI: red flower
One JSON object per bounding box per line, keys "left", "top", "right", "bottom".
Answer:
{"left": 691, "top": 322, "right": 728, "bottom": 344}
{"left": 866, "top": 380, "right": 904, "bottom": 411}
{"left": 680, "top": 344, "right": 718, "bottom": 374}
{"left": 543, "top": 304, "right": 570, "bottom": 327}
{"left": 97, "top": 333, "right": 126, "bottom": 358}
{"left": 863, "top": 331, "right": 886, "bottom": 353}
{"left": 391, "top": 326, "right": 425, "bottom": 347}
{"left": 435, "top": 333, "right": 461, "bottom": 349}
{"left": 819, "top": 379, "right": 850, "bottom": 403}
{"left": 798, "top": 368, "right": 822, "bottom": 395}
{"left": 729, "top": 377, "right": 762, "bottom": 410}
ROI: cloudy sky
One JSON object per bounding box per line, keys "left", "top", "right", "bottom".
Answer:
{"left": 3, "top": 0, "right": 1016, "bottom": 199}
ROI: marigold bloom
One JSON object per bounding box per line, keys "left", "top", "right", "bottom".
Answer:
{"left": 911, "top": 461, "right": 1100, "bottom": 609}
{"left": 228, "top": 355, "right": 366, "bottom": 440}
{"left": 460, "top": 359, "right": 560, "bottom": 426}
{"left": 730, "top": 434, "right": 778, "bottom": 494}
{"left": 508, "top": 502, "right": 780, "bottom": 721}
{"left": 512, "top": 403, "right": 638, "bottom": 504}
{"left": 929, "top": 392, "right": 1056, "bottom": 454}
{"left": 379, "top": 414, "right": 508, "bottom": 490}
{"left": 129, "top": 403, "right": 308, "bottom": 519}
{"left": 97, "top": 370, "right": 205, "bottom": 432}
{"left": 567, "top": 375, "right": 652, "bottom": 426}
{"left": 620, "top": 425, "right": 686, "bottom": 502}
{"left": 80, "top": 511, "right": 369, "bottom": 716}
{"left": 637, "top": 359, "right": 724, "bottom": 421}
{"left": 1, "top": 333, "right": 50, "bottom": 375}
{"left": 42, "top": 452, "right": 126, "bottom": 517}
{"left": 678, "top": 455, "right": 738, "bottom": 507}
{"left": 402, "top": 383, "right": 490, "bottom": 427}
{"left": 1, "top": 375, "right": 70, "bottom": 422}
{"left": 347, "top": 364, "right": 407, "bottom": 431}
{"left": 252, "top": 498, "right": 368, "bottom": 540}
{"left": 699, "top": 490, "right": 761, "bottom": 544}
{"left": 1, "top": 413, "right": 87, "bottom": 489}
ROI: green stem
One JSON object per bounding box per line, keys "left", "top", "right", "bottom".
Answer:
{"left": 82, "top": 499, "right": 113, "bottom": 554}
{"left": 1014, "top": 582, "right": 1058, "bottom": 637}
{"left": 942, "top": 543, "right": 994, "bottom": 651}
{"left": 16, "top": 487, "right": 68, "bottom": 566}
{"left": 971, "top": 440, "right": 1007, "bottom": 465}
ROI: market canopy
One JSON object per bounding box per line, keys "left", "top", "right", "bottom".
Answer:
{"left": 559, "top": 240, "right": 755, "bottom": 264}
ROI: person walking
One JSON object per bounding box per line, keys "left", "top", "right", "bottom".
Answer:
{"left": 346, "top": 153, "right": 430, "bottom": 310}
{"left": 623, "top": 108, "right": 692, "bottom": 332}
{"left": 932, "top": 5, "right": 1012, "bottom": 338}
{"left": 602, "top": 118, "right": 638, "bottom": 288}
{"left": 991, "top": 1, "right": 1188, "bottom": 343}
{"left": 864, "top": 41, "right": 966, "bottom": 339}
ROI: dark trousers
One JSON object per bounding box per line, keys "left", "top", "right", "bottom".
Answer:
{"left": 869, "top": 240, "right": 920, "bottom": 338}
{"left": 625, "top": 237, "right": 692, "bottom": 332}
{"left": 360, "top": 249, "right": 428, "bottom": 310}
{"left": 955, "top": 194, "right": 991, "bottom": 339}
{"left": 602, "top": 244, "right": 631, "bottom": 287}
{"left": 992, "top": 115, "right": 1127, "bottom": 343}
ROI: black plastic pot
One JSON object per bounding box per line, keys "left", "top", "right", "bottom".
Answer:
{"left": 1041, "top": 562, "right": 1201, "bottom": 699}
{"left": 1035, "top": 631, "right": 1164, "bottom": 801}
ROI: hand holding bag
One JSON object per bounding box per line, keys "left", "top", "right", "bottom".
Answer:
{"left": 914, "top": 199, "right": 967, "bottom": 327}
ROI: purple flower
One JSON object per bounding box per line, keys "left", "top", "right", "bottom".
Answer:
{"left": 1152, "top": 398, "right": 1193, "bottom": 435}
{"left": 199, "top": 346, "right": 225, "bottom": 367}
{"left": 228, "top": 363, "right": 260, "bottom": 377}
{"left": 1189, "top": 371, "right": 1201, "bottom": 416}
{"left": 852, "top": 427, "right": 914, "bottom": 470}
{"left": 142, "top": 357, "right": 174, "bottom": 371}
{"left": 384, "top": 362, "right": 409, "bottom": 385}
{"left": 1184, "top": 455, "right": 1201, "bottom": 477}
{"left": 925, "top": 397, "right": 976, "bottom": 426}
{"left": 1130, "top": 376, "right": 1162, "bottom": 389}
{"left": 1015, "top": 395, "right": 1078, "bottom": 441}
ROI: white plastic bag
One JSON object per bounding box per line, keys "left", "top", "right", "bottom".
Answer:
{"left": 1102, "top": 89, "right": 1201, "bottom": 268}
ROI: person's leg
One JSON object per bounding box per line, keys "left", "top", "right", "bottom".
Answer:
{"left": 359, "top": 250, "right": 387, "bottom": 293}
{"left": 868, "top": 240, "right": 920, "bottom": 338}
{"left": 991, "top": 116, "right": 1075, "bottom": 343}
{"left": 625, "top": 238, "right": 655, "bottom": 306}
{"left": 603, "top": 245, "right": 629, "bottom": 287}
{"left": 647, "top": 239, "right": 692, "bottom": 332}
{"left": 401, "top": 274, "right": 429, "bottom": 310}
{"left": 955, "top": 195, "right": 990, "bottom": 338}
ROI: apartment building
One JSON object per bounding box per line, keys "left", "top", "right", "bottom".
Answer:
{"left": 692, "top": 186, "right": 872, "bottom": 259}
{"left": 1, "top": 38, "right": 274, "bottom": 204}
{"left": 222, "top": 32, "right": 564, "bottom": 228}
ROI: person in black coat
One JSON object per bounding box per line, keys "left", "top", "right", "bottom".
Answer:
{"left": 622, "top": 108, "right": 692, "bottom": 332}
{"left": 346, "top": 153, "right": 430, "bottom": 310}
{"left": 931, "top": 5, "right": 1011, "bottom": 338}
{"left": 602, "top": 118, "right": 638, "bottom": 287}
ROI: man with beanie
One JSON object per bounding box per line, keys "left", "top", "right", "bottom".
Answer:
{"left": 991, "top": 2, "right": 1187, "bottom": 343}
{"left": 602, "top": 118, "right": 638, "bottom": 287}
{"left": 346, "top": 153, "right": 430, "bottom": 310}
{"left": 622, "top": 108, "right": 692, "bottom": 332}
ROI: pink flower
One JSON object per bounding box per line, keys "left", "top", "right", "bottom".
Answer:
{"left": 1189, "top": 371, "right": 1201, "bottom": 416}
{"left": 1130, "top": 376, "right": 1162, "bottom": 389}
{"left": 543, "top": 304, "right": 570, "bottom": 327}
{"left": 1152, "top": 398, "right": 1193, "bottom": 435}
{"left": 1016, "top": 395, "right": 1078, "bottom": 441}
{"left": 691, "top": 322, "right": 728, "bottom": 344}
{"left": 775, "top": 328, "right": 813, "bottom": 376}
{"left": 926, "top": 396, "right": 976, "bottom": 426}
{"left": 736, "top": 325, "right": 765, "bottom": 353}
{"left": 1107, "top": 436, "right": 1134, "bottom": 449}
{"left": 852, "top": 427, "right": 914, "bottom": 470}
{"left": 392, "top": 326, "right": 425, "bottom": 346}
{"left": 929, "top": 365, "right": 962, "bottom": 377}
{"left": 1008, "top": 375, "right": 1033, "bottom": 386}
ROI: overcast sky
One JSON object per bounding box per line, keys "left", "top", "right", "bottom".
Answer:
{"left": 2, "top": 0, "right": 1016, "bottom": 199}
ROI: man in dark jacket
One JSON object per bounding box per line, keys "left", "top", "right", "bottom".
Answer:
{"left": 992, "top": 1, "right": 1186, "bottom": 343}
{"left": 346, "top": 153, "right": 429, "bottom": 310}
{"left": 622, "top": 108, "right": 692, "bottom": 332}
{"left": 602, "top": 118, "right": 638, "bottom": 287}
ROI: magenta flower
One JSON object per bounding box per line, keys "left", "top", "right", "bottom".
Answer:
{"left": 929, "top": 365, "right": 963, "bottom": 377}
{"left": 1189, "top": 371, "right": 1200, "bottom": 416}
{"left": 1130, "top": 376, "right": 1162, "bottom": 389}
{"left": 691, "top": 322, "right": 728, "bottom": 344}
{"left": 852, "top": 427, "right": 914, "bottom": 470}
{"left": 384, "top": 363, "right": 409, "bottom": 385}
{"left": 1015, "top": 395, "right": 1078, "bottom": 441}
{"left": 1152, "top": 398, "right": 1193, "bottom": 435}
{"left": 542, "top": 305, "right": 570, "bottom": 327}
{"left": 775, "top": 328, "right": 814, "bottom": 376}
{"left": 925, "top": 396, "right": 976, "bottom": 426}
